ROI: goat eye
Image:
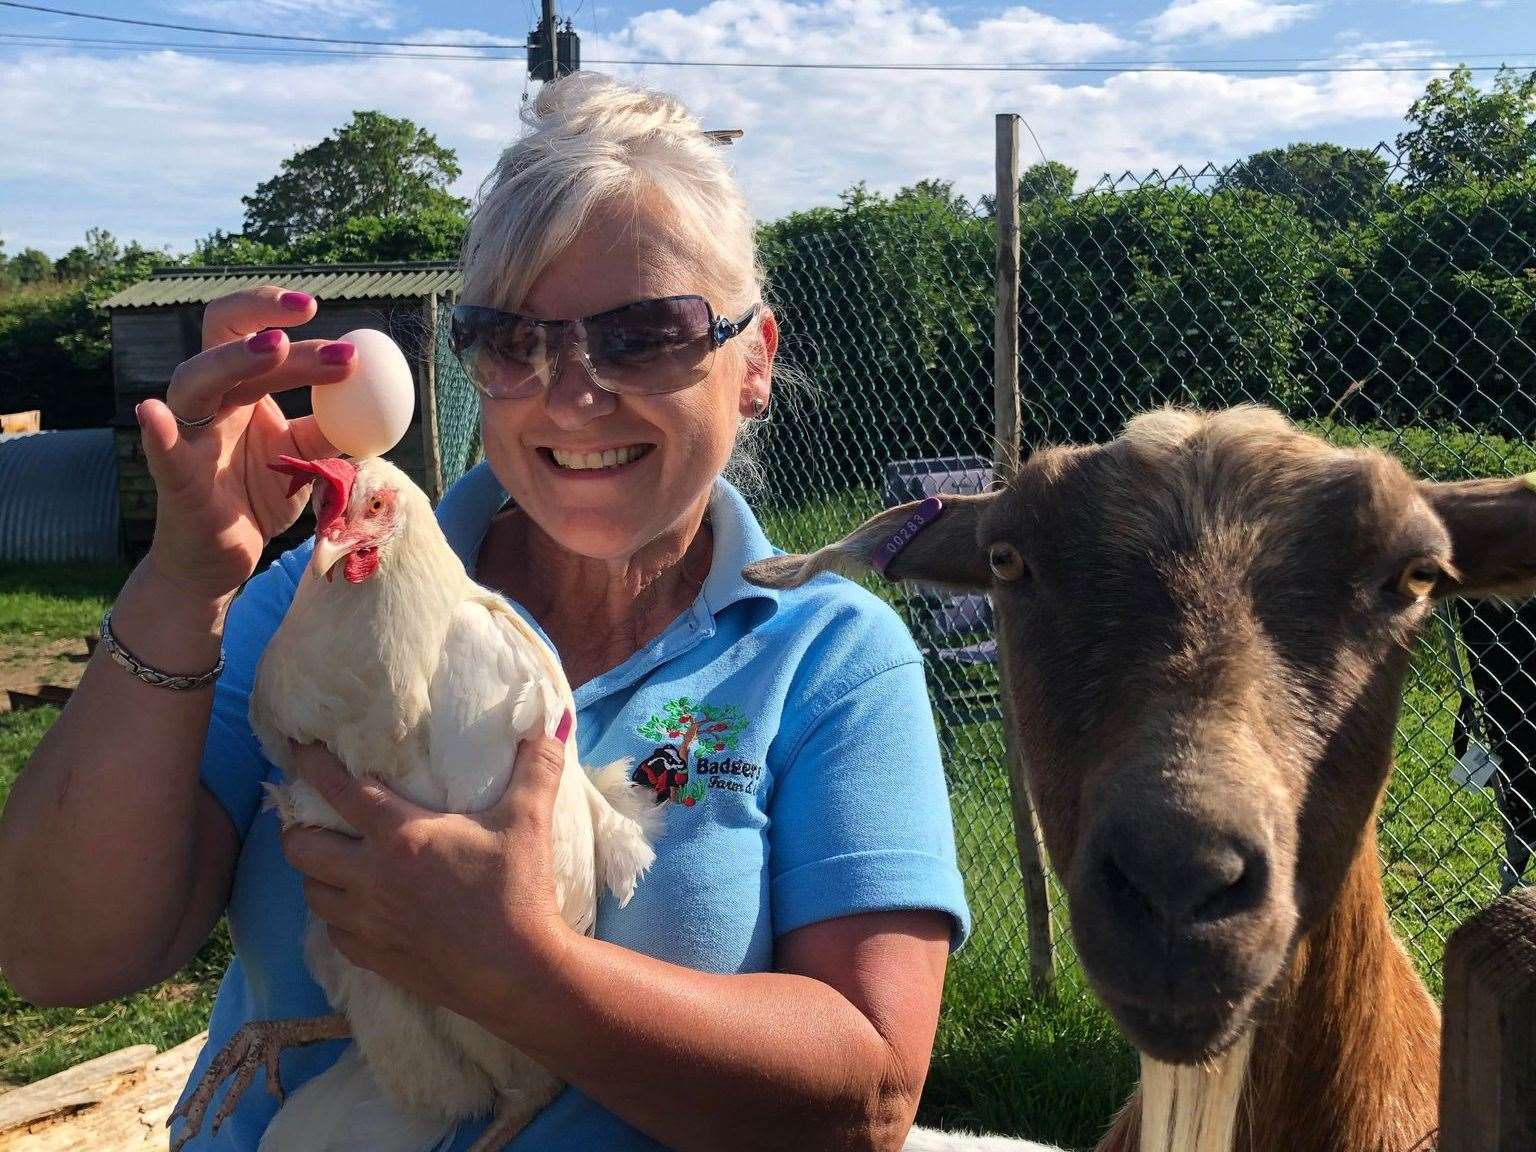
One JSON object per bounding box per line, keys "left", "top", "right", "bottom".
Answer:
{"left": 989, "top": 543, "right": 1028, "bottom": 582}
{"left": 1393, "top": 560, "right": 1441, "bottom": 601}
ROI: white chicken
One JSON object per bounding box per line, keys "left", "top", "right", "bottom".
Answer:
{"left": 170, "top": 454, "right": 657, "bottom": 1152}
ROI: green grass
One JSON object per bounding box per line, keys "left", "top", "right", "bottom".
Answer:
{"left": 0, "top": 703, "right": 233, "bottom": 1087}
{"left": 0, "top": 561, "right": 129, "bottom": 645}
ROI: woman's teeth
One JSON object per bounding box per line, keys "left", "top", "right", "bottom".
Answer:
{"left": 550, "top": 445, "right": 649, "bottom": 471}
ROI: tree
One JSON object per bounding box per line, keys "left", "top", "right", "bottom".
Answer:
{"left": 1220, "top": 143, "right": 1388, "bottom": 227}
{"left": 241, "top": 110, "right": 469, "bottom": 247}
{"left": 9, "top": 247, "right": 55, "bottom": 285}
{"left": 53, "top": 227, "right": 122, "bottom": 281}
{"left": 894, "top": 178, "right": 974, "bottom": 214}
{"left": 1017, "top": 161, "right": 1077, "bottom": 204}
{"left": 1396, "top": 65, "right": 1536, "bottom": 188}
{"left": 979, "top": 161, "right": 1078, "bottom": 215}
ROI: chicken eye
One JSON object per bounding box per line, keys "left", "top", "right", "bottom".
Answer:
{"left": 989, "top": 543, "right": 1028, "bottom": 582}
{"left": 1392, "top": 559, "right": 1441, "bottom": 601}
{"left": 368, "top": 497, "right": 386, "bottom": 516}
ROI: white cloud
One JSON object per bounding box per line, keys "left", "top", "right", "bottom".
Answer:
{"left": 168, "top": 1, "right": 401, "bottom": 29}
{"left": 1, "top": 0, "right": 1436, "bottom": 256}
{"left": 1146, "top": 0, "right": 1317, "bottom": 43}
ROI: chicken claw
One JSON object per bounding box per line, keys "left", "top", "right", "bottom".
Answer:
{"left": 168, "top": 1014, "right": 351, "bottom": 1151}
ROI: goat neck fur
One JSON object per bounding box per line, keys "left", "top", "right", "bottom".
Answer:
{"left": 246, "top": 456, "right": 657, "bottom": 1152}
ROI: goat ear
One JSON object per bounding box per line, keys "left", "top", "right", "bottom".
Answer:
{"left": 744, "top": 491, "right": 997, "bottom": 591}
{"left": 1421, "top": 476, "right": 1536, "bottom": 599}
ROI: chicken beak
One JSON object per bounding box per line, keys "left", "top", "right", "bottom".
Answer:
{"left": 309, "top": 535, "right": 351, "bottom": 583}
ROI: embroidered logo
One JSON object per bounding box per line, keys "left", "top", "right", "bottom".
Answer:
{"left": 634, "top": 696, "right": 757, "bottom": 807}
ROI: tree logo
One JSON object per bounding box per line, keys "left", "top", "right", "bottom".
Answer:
{"left": 633, "top": 697, "right": 752, "bottom": 807}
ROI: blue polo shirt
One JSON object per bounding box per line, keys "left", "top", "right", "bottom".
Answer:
{"left": 174, "top": 467, "right": 970, "bottom": 1151}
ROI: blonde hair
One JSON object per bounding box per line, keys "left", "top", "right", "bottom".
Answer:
{"left": 459, "top": 72, "right": 775, "bottom": 489}
{"left": 461, "top": 72, "right": 763, "bottom": 322}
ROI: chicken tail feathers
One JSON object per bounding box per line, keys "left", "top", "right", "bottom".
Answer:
{"left": 257, "top": 1044, "right": 456, "bottom": 1152}
{"left": 586, "top": 758, "right": 658, "bottom": 908}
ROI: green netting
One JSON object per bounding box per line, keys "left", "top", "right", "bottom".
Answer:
{"left": 433, "top": 297, "right": 482, "bottom": 489}
{"left": 750, "top": 143, "right": 1536, "bottom": 998}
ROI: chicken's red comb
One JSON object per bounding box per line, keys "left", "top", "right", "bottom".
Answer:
{"left": 269, "top": 455, "right": 357, "bottom": 534}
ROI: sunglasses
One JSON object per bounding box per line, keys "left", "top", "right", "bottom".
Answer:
{"left": 449, "top": 296, "right": 761, "bottom": 401}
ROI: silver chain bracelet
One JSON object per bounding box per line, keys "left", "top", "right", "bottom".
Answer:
{"left": 99, "top": 608, "right": 225, "bottom": 691}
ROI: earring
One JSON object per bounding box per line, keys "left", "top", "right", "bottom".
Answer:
{"left": 750, "top": 396, "right": 767, "bottom": 418}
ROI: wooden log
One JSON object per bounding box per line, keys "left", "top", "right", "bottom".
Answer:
{"left": 0, "top": 1046, "right": 155, "bottom": 1138}
{"left": 5, "top": 686, "right": 73, "bottom": 712}
{"left": 0, "top": 1033, "right": 205, "bottom": 1151}
{"left": 1440, "top": 885, "right": 1536, "bottom": 1151}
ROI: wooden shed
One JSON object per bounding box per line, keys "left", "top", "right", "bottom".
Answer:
{"left": 100, "top": 262, "right": 481, "bottom": 558}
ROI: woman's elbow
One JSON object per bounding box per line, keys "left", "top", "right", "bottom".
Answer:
{"left": 865, "top": 1078, "right": 923, "bottom": 1152}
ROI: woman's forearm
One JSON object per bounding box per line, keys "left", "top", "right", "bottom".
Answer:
{"left": 480, "top": 934, "right": 918, "bottom": 1152}
{"left": 0, "top": 559, "right": 236, "bottom": 1004}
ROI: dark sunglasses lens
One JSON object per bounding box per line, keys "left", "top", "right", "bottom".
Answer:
{"left": 586, "top": 297, "right": 715, "bottom": 393}
{"left": 451, "top": 307, "right": 546, "bottom": 399}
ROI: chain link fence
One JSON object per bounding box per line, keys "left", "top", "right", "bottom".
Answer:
{"left": 751, "top": 141, "right": 1536, "bottom": 1001}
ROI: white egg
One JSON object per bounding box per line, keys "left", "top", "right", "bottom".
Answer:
{"left": 311, "top": 328, "right": 416, "bottom": 459}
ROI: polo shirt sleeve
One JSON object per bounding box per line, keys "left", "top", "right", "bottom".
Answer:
{"left": 767, "top": 650, "right": 972, "bottom": 951}
{"left": 198, "top": 547, "right": 304, "bottom": 840}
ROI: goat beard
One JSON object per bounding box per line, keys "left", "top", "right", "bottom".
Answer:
{"left": 1138, "top": 1029, "right": 1254, "bottom": 1152}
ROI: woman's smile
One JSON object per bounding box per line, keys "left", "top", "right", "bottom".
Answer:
{"left": 535, "top": 442, "right": 657, "bottom": 479}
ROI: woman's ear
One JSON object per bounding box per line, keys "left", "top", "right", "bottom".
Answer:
{"left": 738, "top": 308, "right": 778, "bottom": 419}
{"left": 743, "top": 491, "right": 997, "bottom": 590}
{"left": 1421, "top": 475, "right": 1536, "bottom": 599}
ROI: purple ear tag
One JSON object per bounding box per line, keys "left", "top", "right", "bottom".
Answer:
{"left": 872, "top": 496, "right": 944, "bottom": 577}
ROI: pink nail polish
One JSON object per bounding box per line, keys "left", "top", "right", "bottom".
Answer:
{"left": 279, "top": 291, "right": 313, "bottom": 313}
{"left": 247, "top": 328, "right": 283, "bottom": 354}
{"left": 318, "top": 342, "right": 355, "bottom": 366}
{"left": 555, "top": 709, "right": 573, "bottom": 744}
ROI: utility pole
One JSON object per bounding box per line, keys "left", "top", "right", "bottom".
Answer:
{"left": 528, "top": 0, "right": 579, "bottom": 81}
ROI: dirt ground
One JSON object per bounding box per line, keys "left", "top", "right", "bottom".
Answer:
{"left": 0, "top": 637, "right": 90, "bottom": 713}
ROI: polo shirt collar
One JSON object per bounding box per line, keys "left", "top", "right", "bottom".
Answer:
{"left": 438, "top": 462, "right": 781, "bottom": 624}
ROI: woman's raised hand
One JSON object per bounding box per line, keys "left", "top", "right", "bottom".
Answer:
{"left": 137, "top": 286, "right": 359, "bottom": 602}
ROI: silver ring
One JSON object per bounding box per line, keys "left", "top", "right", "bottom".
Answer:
{"left": 174, "top": 410, "right": 217, "bottom": 429}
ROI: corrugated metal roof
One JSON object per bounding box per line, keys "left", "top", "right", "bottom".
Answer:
{"left": 101, "top": 262, "right": 462, "bottom": 309}
{"left": 0, "top": 429, "right": 121, "bottom": 562}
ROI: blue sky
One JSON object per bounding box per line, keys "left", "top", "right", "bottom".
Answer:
{"left": 2, "top": 0, "right": 1530, "bottom": 257}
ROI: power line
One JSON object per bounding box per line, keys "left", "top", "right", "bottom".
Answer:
{"left": 0, "top": 30, "right": 527, "bottom": 60}
{"left": 5, "top": 30, "right": 1536, "bottom": 74}
{"left": 1, "top": 5, "right": 1533, "bottom": 74}
{"left": 9, "top": 0, "right": 1536, "bottom": 68}
{"left": 0, "top": 1, "right": 524, "bottom": 48}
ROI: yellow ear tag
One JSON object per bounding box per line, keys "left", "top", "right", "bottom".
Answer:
{"left": 1523, "top": 473, "right": 1536, "bottom": 493}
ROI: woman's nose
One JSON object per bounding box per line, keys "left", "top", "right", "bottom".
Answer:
{"left": 543, "top": 336, "right": 616, "bottom": 428}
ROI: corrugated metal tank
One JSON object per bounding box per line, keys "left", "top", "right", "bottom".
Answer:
{"left": 0, "top": 429, "right": 122, "bottom": 562}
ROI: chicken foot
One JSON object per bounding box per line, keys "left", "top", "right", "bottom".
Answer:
{"left": 463, "top": 1081, "right": 563, "bottom": 1152}
{"left": 168, "top": 1014, "right": 351, "bottom": 1152}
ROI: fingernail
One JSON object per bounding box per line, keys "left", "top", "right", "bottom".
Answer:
{"left": 318, "top": 341, "right": 355, "bottom": 366}
{"left": 555, "top": 709, "right": 573, "bottom": 744}
{"left": 279, "top": 291, "right": 313, "bottom": 313}
{"left": 248, "top": 329, "right": 283, "bottom": 354}
{"left": 134, "top": 401, "right": 144, "bottom": 426}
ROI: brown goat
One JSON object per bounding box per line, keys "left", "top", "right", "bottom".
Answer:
{"left": 748, "top": 407, "right": 1536, "bottom": 1152}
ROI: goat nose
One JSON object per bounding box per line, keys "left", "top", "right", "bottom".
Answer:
{"left": 1094, "top": 816, "right": 1270, "bottom": 930}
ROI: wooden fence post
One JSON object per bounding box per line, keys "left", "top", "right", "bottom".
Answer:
{"left": 995, "top": 111, "right": 1055, "bottom": 994}
{"left": 1439, "top": 885, "right": 1536, "bottom": 1151}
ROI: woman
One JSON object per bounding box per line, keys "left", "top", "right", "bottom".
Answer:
{"left": 0, "top": 74, "right": 969, "bottom": 1151}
